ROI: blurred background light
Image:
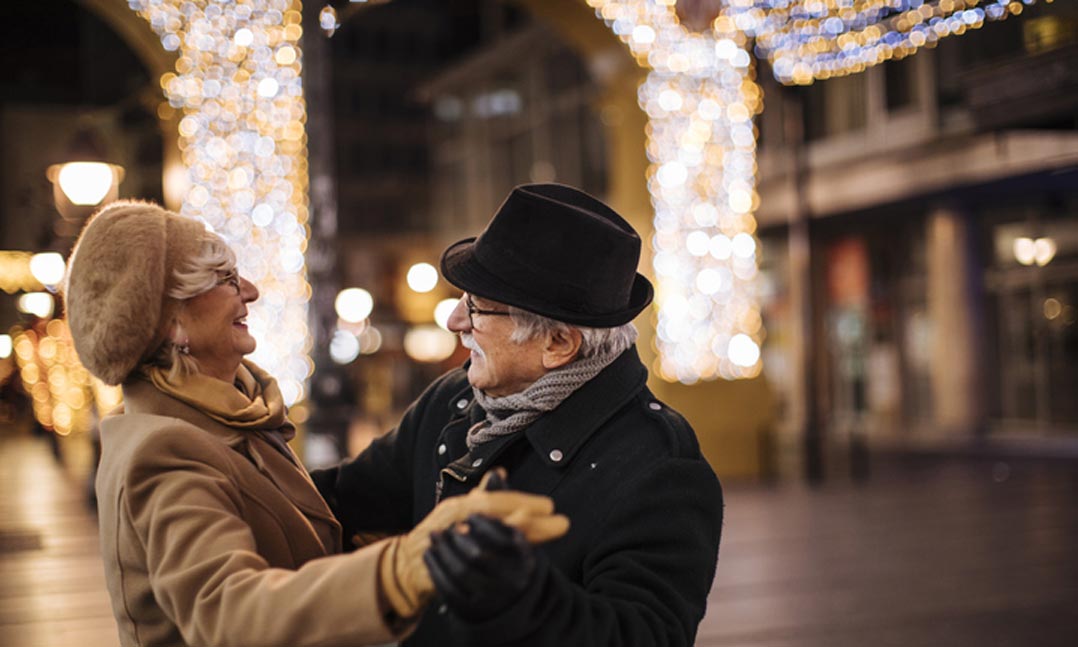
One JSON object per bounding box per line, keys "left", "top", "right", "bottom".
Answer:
{"left": 406, "top": 262, "right": 439, "bottom": 293}
{"left": 17, "top": 292, "right": 54, "bottom": 319}
{"left": 329, "top": 329, "right": 361, "bottom": 364}
{"left": 403, "top": 325, "right": 457, "bottom": 362}
{"left": 434, "top": 298, "right": 459, "bottom": 331}
{"left": 335, "top": 287, "right": 374, "bottom": 323}
{"left": 55, "top": 162, "right": 114, "bottom": 205}
{"left": 589, "top": 0, "right": 764, "bottom": 380}
{"left": 357, "top": 325, "right": 383, "bottom": 355}
{"left": 130, "top": 0, "right": 311, "bottom": 406}
{"left": 29, "top": 253, "right": 66, "bottom": 288}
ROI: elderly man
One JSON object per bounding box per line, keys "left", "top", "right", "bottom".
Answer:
{"left": 312, "top": 184, "right": 723, "bottom": 646}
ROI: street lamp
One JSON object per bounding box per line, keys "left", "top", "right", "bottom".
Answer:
{"left": 46, "top": 128, "right": 125, "bottom": 221}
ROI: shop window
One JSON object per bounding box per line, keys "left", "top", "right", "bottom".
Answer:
{"left": 984, "top": 208, "right": 1078, "bottom": 430}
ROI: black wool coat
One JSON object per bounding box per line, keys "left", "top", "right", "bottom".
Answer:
{"left": 311, "top": 346, "right": 724, "bottom": 647}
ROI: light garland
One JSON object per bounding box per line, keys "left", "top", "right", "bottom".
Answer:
{"left": 587, "top": 0, "right": 764, "bottom": 381}
{"left": 722, "top": 0, "right": 1045, "bottom": 85}
{"left": 128, "top": 0, "right": 312, "bottom": 405}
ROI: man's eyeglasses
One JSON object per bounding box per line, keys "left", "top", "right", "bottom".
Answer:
{"left": 465, "top": 295, "right": 511, "bottom": 329}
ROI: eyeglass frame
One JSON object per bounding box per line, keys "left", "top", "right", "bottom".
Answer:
{"left": 216, "top": 268, "right": 241, "bottom": 293}
{"left": 464, "top": 295, "right": 512, "bottom": 329}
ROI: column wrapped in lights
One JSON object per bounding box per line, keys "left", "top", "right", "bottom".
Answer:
{"left": 721, "top": 0, "right": 1043, "bottom": 85}
{"left": 586, "top": 0, "right": 764, "bottom": 381}
{"left": 128, "top": 0, "right": 312, "bottom": 404}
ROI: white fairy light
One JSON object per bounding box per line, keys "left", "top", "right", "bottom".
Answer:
{"left": 721, "top": 0, "right": 1042, "bottom": 85}
{"left": 129, "top": 0, "right": 311, "bottom": 405}
{"left": 588, "top": 0, "right": 764, "bottom": 381}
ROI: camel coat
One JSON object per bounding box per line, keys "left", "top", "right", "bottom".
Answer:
{"left": 96, "top": 378, "right": 407, "bottom": 647}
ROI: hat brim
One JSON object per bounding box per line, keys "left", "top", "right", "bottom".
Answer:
{"left": 440, "top": 237, "right": 654, "bottom": 327}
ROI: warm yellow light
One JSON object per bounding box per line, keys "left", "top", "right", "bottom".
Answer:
{"left": 406, "top": 263, "right": 439, "bottom": 293}
{"left": 1013, "top": 237, "right": 1036, "bottom": 265}
{"left": 0, "top": 334, "right": 11, "bottom": 359}
{"left": 358, "top": 325, "right": 383, "bottom": 355}
{"left": 403, "top": 325, "right": 458, "bottom": 363}
{"left": 29, "top": 253, "right": 66, "bottom": 287}
{"left": 1034, "top": 237, "right": 1057, "bottom": 266}
{"left": 1044, "top": 298, "right": 1063, "bottom": 320}
{"left": 17, "top": 292, "right": 54, "bottom": 319}
{"left": 335, "top": 288, "right": 374, "bottom": 323}
{"left": 56, "top": 162, "right": 114, "bottom": 206}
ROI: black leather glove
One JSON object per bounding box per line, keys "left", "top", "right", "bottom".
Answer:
{"left": 423, "top": 513, "right": 537, "bottom": 621}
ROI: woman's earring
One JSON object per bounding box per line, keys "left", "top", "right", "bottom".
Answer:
{"left": 172, "top": 325, "right": 190, "bottom": 355}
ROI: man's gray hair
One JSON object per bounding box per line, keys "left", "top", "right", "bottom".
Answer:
{"left": 508, "top": 306, "right": 637, "bottom": 358}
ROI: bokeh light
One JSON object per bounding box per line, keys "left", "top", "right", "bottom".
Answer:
{"left": 589, "top": 0, "right": 764, "bottom": 381}
{"left": 130, "top": 0, "right": 311, "bottom": 405}
{"left": 406, "top": 262, "right": 439, "bottom": 293}
{"left": 335, "top": 288, "right": 374, "bottom": 323}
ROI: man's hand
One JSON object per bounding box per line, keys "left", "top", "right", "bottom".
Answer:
{"left": 424, "top": 514, "right": 539, "bottom": 621}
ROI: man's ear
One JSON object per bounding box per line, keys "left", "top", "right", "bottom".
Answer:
{"left": 542, "top": 327, "right": 582, "bottom": 370}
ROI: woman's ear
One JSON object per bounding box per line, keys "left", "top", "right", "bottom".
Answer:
{"left": 542, "top": 327, "right": 582, "bottom": 370}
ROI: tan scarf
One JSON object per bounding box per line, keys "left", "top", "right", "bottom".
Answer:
{"left": 146, "top": 359, "right": 294, "bottom": 439}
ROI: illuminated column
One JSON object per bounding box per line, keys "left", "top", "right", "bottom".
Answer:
{"left": 129, "top": 0, "right": 312, "bottom": 405}
{"left": 926, "top": 205, "right": 984, "bottom": 436}
{"left": 587, "top": 0, "right": 764, "bottom": 382}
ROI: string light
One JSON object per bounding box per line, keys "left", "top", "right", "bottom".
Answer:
{"left": 128, "top": 0, "right": 312, "bottom": 405}
{"left": 721, "top": 0, "right": 1044, "bottom": 84}
{"left": 11, "top": 321, "right": 120, "bottom": 437}
{"left": 587, "top": 0, "right": 764, "bottom": 381}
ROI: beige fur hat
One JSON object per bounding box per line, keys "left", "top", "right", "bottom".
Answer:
{"left": 64, "top": 200, "right": 207, "bottom": 385}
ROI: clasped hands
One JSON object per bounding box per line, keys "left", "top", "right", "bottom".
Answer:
{"left": 379, "top": 469, "right": 567, "bottom": 621}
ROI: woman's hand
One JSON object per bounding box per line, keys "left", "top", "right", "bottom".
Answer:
{"left": 378, "top": 469, "right": 568, "bottom": 620}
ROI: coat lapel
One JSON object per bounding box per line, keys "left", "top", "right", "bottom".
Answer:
{"left": 123, "top": 379, "right": 342, "bottom": 553}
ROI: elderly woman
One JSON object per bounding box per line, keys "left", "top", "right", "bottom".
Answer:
{"left": 63, "top": 201, "right": 567, "bottom": 647}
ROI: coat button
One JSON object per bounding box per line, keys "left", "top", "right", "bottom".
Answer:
{"left": 456, "top": 398, "right": 469, "bottom": 409}
{"left": 649, "top": 402, "right": 662, "bottom": 411}
{"left": 438, "top": 444, "right": 447, "bottom": 456}
{"left": 472, "top": 458, "right": 483, "bottom": 467}
{"left": 549, "top": 449, "right": 564, "bottom": 462}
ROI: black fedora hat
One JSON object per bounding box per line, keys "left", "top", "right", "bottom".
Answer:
{"left": 440, "top": 183, "right": 654, "bottom": 327}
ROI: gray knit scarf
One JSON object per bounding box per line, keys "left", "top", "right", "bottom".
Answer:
{"left": 467, "top": 336, "right": 633, "bottom": 450}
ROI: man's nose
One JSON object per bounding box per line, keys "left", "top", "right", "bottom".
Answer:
{"left": 446, "top": 296, "right": 471, "bottom": 333}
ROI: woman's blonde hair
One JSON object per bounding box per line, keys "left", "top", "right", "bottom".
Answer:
{"left": 144, "top": 232, "right": 238, "bottom": 380}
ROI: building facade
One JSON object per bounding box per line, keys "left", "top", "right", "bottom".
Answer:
{"left": 753, "top": 1, "right": 1078, "bottom": 470}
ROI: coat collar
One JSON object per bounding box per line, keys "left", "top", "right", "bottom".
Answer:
{"left": 120, "top": 377, "right": 339, "bottom": 536}
{"left": 450, "top": 345, "right": 647, "bottom": 469}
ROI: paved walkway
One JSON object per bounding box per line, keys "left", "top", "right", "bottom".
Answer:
{"left": 1, "top": 433, "right": 1076, "bottom": 646}
{"left": 0, "top": 434, "right": 114, "bottom": 647}
{"left": 701, "top": 455, "right": 1078, "bottom": 646}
